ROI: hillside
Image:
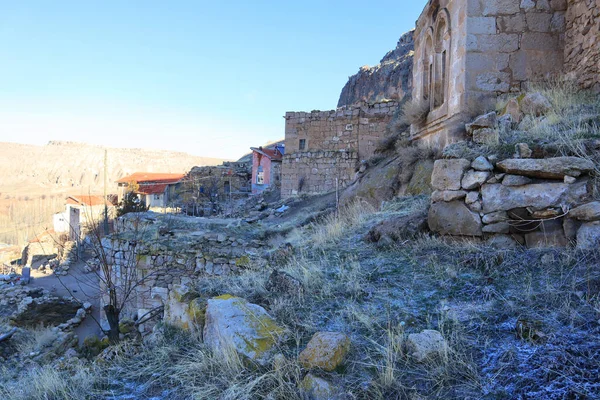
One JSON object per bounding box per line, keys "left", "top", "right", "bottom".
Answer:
{"left": 337, "top": 30, "right": 414, "bottom": 107}
{"left": 0, "top": 141, "right": 227, "bottom": 195}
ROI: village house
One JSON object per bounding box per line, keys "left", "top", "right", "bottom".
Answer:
{"left": 410, "top": 0, "right": 599, "bottom": 149}
{"left": 250, "top": 143, "right": 284, "bottom": 194}
{"left": 116, "top": 172, "right": 185, "bottom": 209}
{"left": 53, "top": 195, "right": 115, "bottom": 241}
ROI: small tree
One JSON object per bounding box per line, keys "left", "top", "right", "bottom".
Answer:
{"left": 117, "top": 181, "right": 148, "bottom": 216}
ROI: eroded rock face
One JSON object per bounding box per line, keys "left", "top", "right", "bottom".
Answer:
{"left": 366, "top": 210, "right": 429, "bottom": 245}
{"left": 203, "top": 295, "right": 285, "bottom": 366}
{"left": 497, "top": 157, "right": 595, "bottom": 179}
{"left": 428, "top": 201, "right": 483, "bottom": 236}
{"left": 431, "top": 159, "right": 471, "bottom": 191}
{"left": 338, "top": 31, "right": 414, "bottom": 107}
{"left": 481, "top": 181, "right": 589, "bottom": 213}
{"left": 298, "top": 331, "right": 351, "bottom": 372}
{"left": 406, "top": 330, "right": 448, "bottom": 362}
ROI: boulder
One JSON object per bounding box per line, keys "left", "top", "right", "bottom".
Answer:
{"left": 519, "top": 92, "right": 552, "bottom": 116}
{"left": 431, "top": 159, "right": 471, "bottom": 191}
{"left": 497, "top": 157, "right": 594, "bottom": 180}
{"left": 431, "top": 190, "right": 467, "bottom": 202}
{"left": 471, "top": 156, "right": 494, "bottom": 171}
{"left": 405, "top": 330, "right": 448, "bottom": 362}
{"left": 569, "top": 202, "right": 600, "bottom": 221}
{"left": 365, "top": 210, "right": 428, "bottom": 244}
{"left": 428, "top": 201, "right": 483, "bottom": 236}
{"left": 481, "top": 181, "right": 590, "bottom": 213}
{"left": 300, "top": 374, "right": 339, "bottom": 400}
{"left": 576, "top": 222, "right": 600, "bottom": 250}
{"left": 465, "top": 112, "right": 497, "bottom": 135}
{"left": 203, "top": 295, "right": 286, "bottom": 365}
{"left": 461, "top": 170, "right": 491, "bottom": 190}
{"left": 502, "top": 174, "right": 532, "bottom": 186}
{"left": 298, "top": 332, "right": 351, "bottom": 371}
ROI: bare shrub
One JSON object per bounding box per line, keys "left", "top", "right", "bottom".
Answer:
{"left": 402, "top": 98, "right": 430, "bottom": 125}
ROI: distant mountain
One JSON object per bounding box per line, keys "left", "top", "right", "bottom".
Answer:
{"left": 337, "top": 30, "right": 414, "bottom": 107}
{"left": 0, "top": 141, "right": 228, "bottom": 194}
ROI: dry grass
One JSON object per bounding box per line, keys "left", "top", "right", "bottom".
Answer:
{"left": 0, "top": 195, "right": 65, "bottom": 246}
{"left": 0, "top": 359, "right": 98, "bottom": 400}
{"left": 402, "top": 98, "right": 430, "bottom": 125}
{"left": 308, "top": 200, "right": 376, "bottom": 248}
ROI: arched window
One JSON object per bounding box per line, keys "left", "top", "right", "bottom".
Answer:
{"left": 433, "top": 13, "right": 450, "bottom": 109}
{"left": 423, "top": 35, "right": 433, "bottom": 102}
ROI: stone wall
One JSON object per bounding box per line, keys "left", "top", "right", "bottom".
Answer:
{"left": 565, "top": 0, "right": 600, "bottom": 92}
{"left": 99, "top": 214, "right": 270, "bottom": 333}
{"left": 281, "top": 101, "right": 398, "bottom": 198}
{"left": 428, "top": 155, "right": 599, "bottom": 249}
{"left": 281, "top": 151, "right": 357, "bottom": 197}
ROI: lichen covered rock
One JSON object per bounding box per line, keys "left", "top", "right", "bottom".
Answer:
{"left": 203, "top": 295, "right": 286, "bottom": 366}
{"left": 298, "top": 331, "right": 351, "bottom": 371}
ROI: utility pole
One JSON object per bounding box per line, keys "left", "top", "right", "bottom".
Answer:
{"left": 103, "top": 149, "right": 109, "bottom": 235}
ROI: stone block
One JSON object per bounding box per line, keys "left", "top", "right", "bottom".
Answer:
{"left": 468, "top": 17, "right": 497, "bottom": 34}
{"left": 476, "top": 34, "right": 520, "bottom": 53}
{"left": 526, "top": 12, "right": 553, "bottom": 32}
{"left": 481, "top": 181, "right": 590, "bottom": 213}
{"left": 462, "top": 170, "right": 491, "bottom": 190}
{"left": 428, "top": 201, "right": 483, "bottom": 237}
{"left": 483, "top": 0, "right": 521, "bottom": 15}
{"left": 431, "top": 159, "right": 471, "bottom": 191}
{"left": 521, "top": 33, "right": 559, "bottom": 51}
{"left": 498, "top": 14, "right": 526, "bottom": 32}
{"left": 497, "top": 157, "right": 594, "bottom": 179}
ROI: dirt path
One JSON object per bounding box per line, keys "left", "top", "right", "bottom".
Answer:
{"left": 29, "top": 261, "right": 102, "bottom": 344}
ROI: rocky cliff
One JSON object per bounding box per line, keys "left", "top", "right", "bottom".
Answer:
{"left": 337, "top": 30, "right": 414, "bottom": 107}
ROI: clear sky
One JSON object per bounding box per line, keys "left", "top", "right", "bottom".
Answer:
{"left": 0, "top": 1, "right": 425, "bottom": 160}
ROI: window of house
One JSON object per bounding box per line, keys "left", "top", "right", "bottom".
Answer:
{"left": 256, "top": 166, "right": 264, "bottom": 185}
{"left": 299, "top": 139, "right": 306, "bottom": 151}
{"left": 154, "top": 194, "right": 161, "bottom": 200}
{"left": 224, "top": 181, "right": 230, "bottom": 193}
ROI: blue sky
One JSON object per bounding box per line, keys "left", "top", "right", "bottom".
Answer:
{"left": 0, "top": 1, "right": 425, "bottom": 159}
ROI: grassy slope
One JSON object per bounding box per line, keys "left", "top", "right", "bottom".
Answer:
{"left": 2, "top": 197, "right": 599, "bottom": 399}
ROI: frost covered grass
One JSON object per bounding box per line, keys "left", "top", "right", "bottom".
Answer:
{"left": 2, "top": 195, "right": 599, "bottom": 399}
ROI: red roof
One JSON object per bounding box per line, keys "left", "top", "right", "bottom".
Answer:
{"left": 66, "top": 195, "right": 113, "bottom": 207}
{"left": 116, "top": 172, "right": 185, "bottom": 184}
{"left": 136, "top": 184, "right": 168, "bottom": 195}
{"left": 251, "top": 147, "right": 283, "bottom": 161}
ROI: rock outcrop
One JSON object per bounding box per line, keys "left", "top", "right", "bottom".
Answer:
{"left": 337, "top": 31, "right": 414, "bottom": 107}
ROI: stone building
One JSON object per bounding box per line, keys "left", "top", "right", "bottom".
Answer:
{"left": 281, "top": 101, "right": 399, "bottom": 197}
{"left": 410, "top": 0, "right": 600, "bottom": 149}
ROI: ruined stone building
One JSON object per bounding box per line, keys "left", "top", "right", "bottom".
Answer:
{"left": 281, "top": 102, "right": 399, "bottom": 197}
{"left": 281, "top": 0, "right": 599, "bottom": 198}
{"left": 411, "top": 0, "right": 600, "bottom": 148}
